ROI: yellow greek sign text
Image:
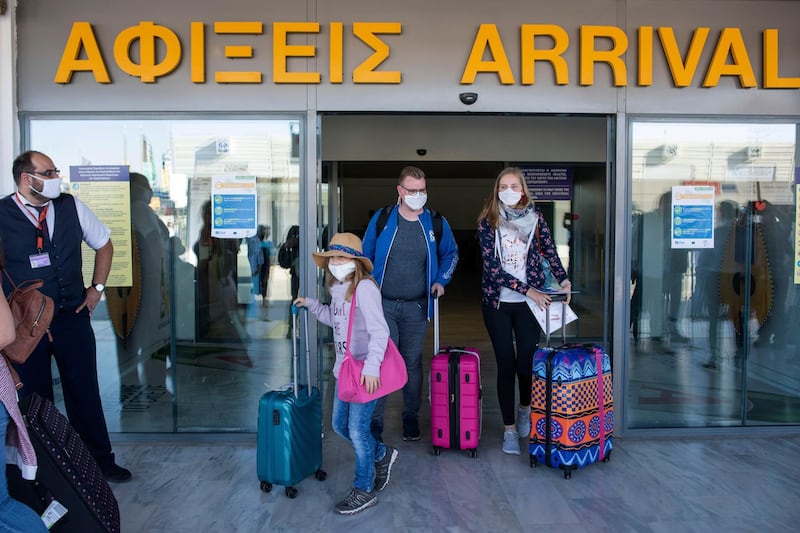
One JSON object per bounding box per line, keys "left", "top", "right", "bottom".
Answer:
{"left": 54, "top": 21, "right": 798, "bottom": 89}
{"left": 56, "top": 21, "right": 402, "bottom": 85}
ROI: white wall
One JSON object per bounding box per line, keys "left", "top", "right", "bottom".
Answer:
{"left": 0, "top": 1, "right": 17, "bottom": 197}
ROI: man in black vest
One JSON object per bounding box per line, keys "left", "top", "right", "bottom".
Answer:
{"left": 0, "top": 151, "right": 131, "bottom": 482}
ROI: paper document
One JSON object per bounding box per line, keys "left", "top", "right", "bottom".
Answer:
{"left": 527, "top": 298, "right": 578, "bottom": 334}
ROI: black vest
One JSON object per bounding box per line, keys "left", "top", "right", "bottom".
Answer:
{"left": 0, "top": 194, "right": 86, "bottom": 309}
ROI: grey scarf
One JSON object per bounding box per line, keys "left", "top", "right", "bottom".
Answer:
{"left": 498, "top": 204, "right": 537, "bottom": 242}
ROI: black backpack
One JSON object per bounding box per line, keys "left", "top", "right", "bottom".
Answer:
{"left": 277, "top": 243, "right": 293, "bottom": 269}
{"left": 277, "top": 226, "right": 299, "bottom": 269}
{"left": 375, "top": 206, "right": 443, "bottom": 244}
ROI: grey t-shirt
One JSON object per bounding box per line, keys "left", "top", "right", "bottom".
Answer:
{"left": 381, "top": 216, "right": 428, "bottom": 300}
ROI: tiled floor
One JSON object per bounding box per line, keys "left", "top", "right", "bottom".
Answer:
{"left": 45, "top": 268, "right": 800, "bottom": 531}
{"left": 108, "top": 411, "right": 800, "bottom": 532}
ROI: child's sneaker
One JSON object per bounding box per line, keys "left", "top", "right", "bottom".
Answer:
{"left": 502, "top": 429, "right": 520, "bottom": 455}
{"left": 516, "top": 405, "right": 532, "bottom": 438}
{"left": 374, "top": 446, "right": 398, "bottom": 492}
{"left": 335, "top": 488, "right": 377, "bottom": 515}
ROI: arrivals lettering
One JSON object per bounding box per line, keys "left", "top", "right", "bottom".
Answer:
{"left": 53, "top": 21, "right": 798, "bottom": 89}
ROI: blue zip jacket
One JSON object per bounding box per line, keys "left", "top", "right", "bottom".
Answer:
{"left": 362, "top": 205, "right": 459, "bottom": 320}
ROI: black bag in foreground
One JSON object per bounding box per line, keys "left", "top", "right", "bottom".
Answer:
{"left": 7, "top": 393, "right": 121, "bottom": 533}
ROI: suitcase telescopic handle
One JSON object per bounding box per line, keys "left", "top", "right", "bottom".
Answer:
{"left": 291, "top": 305, "right": 300, "bottom": 399}
{"left": 543, "top": 290, "right": 577, "bottom": 345}
{"left": 291, "top": 305, "right": 314, "bottom": 399}
{"left": 544, "top": 298, "right": 567, "bottom": 346}
{"left": 302, "top": 306, "right": 312, "bottom": 398}
{"left": 433, "top": 293, "right": 440, "bottom": 356}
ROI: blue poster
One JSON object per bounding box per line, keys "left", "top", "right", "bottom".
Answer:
{"left": 671, "top": 186, "right": 715, "bottom": 249}
{"left": 210, "top": 175, "right": 257, "bottom": 238}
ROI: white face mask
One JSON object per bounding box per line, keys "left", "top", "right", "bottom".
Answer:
{"left": 498, "top": 189, "right": 523, "bottom": 207}
{"left": 29, "top": 174, "right": 62, "bottom": 200}
{"left": 403, "top": 193, "right": 427, "bottom": 211}
{"left": 328, "top": 261, "right": 356, "bottom": 282}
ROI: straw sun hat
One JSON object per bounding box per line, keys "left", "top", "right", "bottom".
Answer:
{"left": 312, "top": 232, "right": 374, "bottom": 273}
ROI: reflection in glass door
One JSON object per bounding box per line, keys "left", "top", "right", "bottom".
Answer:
{"left": 29, "top": 117, "right": 303, "bottom": 432}
{"left": 628, "top": 121, "right": 799, "bottom": 429}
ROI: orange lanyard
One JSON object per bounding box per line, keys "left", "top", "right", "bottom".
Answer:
{"left": 35, "top": 204, "right": 48, "bottom": 251}
{"left": 14, "top": 193, "right": 50, "bottom": 252}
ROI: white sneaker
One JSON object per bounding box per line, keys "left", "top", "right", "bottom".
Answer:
{"left": 516, "top": 405, "right": 531, "bottom": 439}
{"left": 502, "top": 430, "right": 520, "bottom": 455}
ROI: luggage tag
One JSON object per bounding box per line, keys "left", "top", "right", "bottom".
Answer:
{"left": 42, "top": 499, "right": 68, "bottom": 528}
{"left": 29, "top": 252, "right": 51, "bottom": 269}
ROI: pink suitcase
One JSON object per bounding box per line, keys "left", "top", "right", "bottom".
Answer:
{"left": 430, "top": 297, "right": 482, "bottom": 457}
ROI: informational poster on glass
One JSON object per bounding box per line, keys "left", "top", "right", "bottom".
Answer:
{"left": 670, "top": 185, "right": 715, "bottom": 249}
{"left": 69, "top": 165, "right": 133, "bottom": 286}
{"left": 517, "top": 166, "right": 573, "bottom": 201}
{"left": 210, "top": 175, "right": 257, "bottom": 239}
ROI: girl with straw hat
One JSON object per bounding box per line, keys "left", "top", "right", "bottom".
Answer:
{"left": 294, "top": 232, "right": 399, "bottom": 515}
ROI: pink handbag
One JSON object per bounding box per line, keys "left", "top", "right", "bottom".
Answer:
{"left": 337, "top": 288, "right": 408, "bottom": 403}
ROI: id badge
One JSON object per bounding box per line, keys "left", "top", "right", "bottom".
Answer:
{"left": 29, "top": 252, "right": 51, "bottom": 268}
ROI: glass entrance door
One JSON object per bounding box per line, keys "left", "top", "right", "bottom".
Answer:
{"left": 628, "top": 121, "right": 800, "bottom": 428}
{"left": 28, "top": 116, "right": 303, "bottom": 432}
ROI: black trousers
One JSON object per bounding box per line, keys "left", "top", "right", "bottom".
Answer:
{"left": 14, "top": 307, "right": 114, "bottom": 469}
{"left": 482, "top": 302, "right": 541, "bottom": 426}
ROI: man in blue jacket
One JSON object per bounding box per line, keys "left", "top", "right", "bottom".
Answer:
{"left": 362, "top": 166, "right": 459, "bottom": 442}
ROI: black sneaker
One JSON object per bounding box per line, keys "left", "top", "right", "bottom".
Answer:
{"left": 374, "top": 446, "right": 398, "bottom": 492}
{"left": 334, "top": 488, "right": 377, "bottom": 515}
{"left": 102, "top": 463, "right": 132, "bottom": 482}
{"left": 402, "top": 418, "right": 421, "bottom": 442}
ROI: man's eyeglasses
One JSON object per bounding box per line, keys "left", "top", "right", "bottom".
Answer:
{"left": 400, "top": 184, "right": 426, "bottom": 195}
{"left": 29, "top": 168, "right": 60, "bottom": 177}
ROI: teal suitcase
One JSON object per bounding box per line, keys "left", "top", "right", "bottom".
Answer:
{"left": 256, "top": 307, "right": 326, "bottom": 497}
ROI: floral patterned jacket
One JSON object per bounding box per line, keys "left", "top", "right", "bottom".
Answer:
{"left": 478, "top": 210, "right": 568, "bottom": 309}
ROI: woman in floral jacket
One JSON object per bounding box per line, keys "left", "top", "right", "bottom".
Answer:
{"left": 477, "top": 167, "right": 571, "bottom": 456}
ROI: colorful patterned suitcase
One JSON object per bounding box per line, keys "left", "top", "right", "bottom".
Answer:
{"left": 529, "top": 342, "right": 613, "bottom": 478}
{"left": 256, "top": 307, "right": 326, "bottom": 497}
{"left": 430, "top": 297, "right": 482, "bottom": 457}
{"left": 8, "top": 393, "right": 121, "bottom": 532}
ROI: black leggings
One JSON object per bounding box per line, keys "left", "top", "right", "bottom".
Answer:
{"left": 482, "top": 302, "right": 541, "bottom": 426}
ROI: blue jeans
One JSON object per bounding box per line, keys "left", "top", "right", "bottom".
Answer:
{"left": 332, "top": 383, "right": 386, "bottom": 492}
{"left": 0, "top": 403, "right": 49, "bottom": 533}
{"left": 371, "top": 298, "right": 429, "bottom": 438}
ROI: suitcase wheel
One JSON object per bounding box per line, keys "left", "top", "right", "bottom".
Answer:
{"left": 432, "top": 446, "right": 441, "bottom": 456}
{"left": 563, "top": 470, "right": 572, "bottom": 480}
{"left": 467, "top": 449, "right": 477, "bottom": 459}
{"left": 260, "top": 481, "right": 273, "bottom": 493}
{"left": 602, "top": 451, "right": 611, "bottom": 463}
{"left": 529, "top": 454, "right": 537, "bottom": 469}
{"left": 285, "top": 486, "right": 298, "bottom": 498}
{"left": 315, "top": 469, "right": 328, "bottom": 481}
